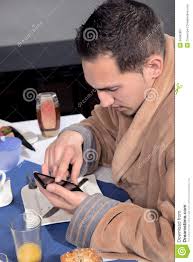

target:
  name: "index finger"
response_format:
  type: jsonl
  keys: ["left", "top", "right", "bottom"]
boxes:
{"left": 70, "top": 160, "right": 83, "bottom": 184}
{"left": 55, "top": 152, "right": 73, "bottom": 182}
{"left": 42, "top": 163, "right": 49, "bottom": 175}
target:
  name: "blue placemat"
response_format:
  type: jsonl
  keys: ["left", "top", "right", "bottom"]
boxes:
{"left": 0, "top": 160, "right": 135, "bottom": 262}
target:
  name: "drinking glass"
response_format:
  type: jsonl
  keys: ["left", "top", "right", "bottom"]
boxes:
{"left": 10, "top": 210, "right": 42, "bottom": 262}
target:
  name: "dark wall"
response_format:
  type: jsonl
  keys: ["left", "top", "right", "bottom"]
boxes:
{"left": 0, "top": 0, "right": 175, "bottom": 72}
{"left": 0, "top": 0, "right": 174, "bottom": 48}
{"left": 139, "top": 0, "right": 175, "bottom": 36}
{"left": 0, "top": 0, "right": 174, "bottom": 122}
{"left": 0, "top": 66, "right": 99, "bottom": 122}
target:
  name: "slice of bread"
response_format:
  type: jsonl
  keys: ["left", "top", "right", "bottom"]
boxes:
{"left": 60, "top": 248, "right": 102, "bottom": 262}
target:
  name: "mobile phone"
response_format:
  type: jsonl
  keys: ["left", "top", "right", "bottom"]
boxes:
{"left": 33, "top": 172, "right": 82, "bottom": 191}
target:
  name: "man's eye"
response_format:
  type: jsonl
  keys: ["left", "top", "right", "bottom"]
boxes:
{"left": 109, "top": 87, "right": 119, "bottom": 92}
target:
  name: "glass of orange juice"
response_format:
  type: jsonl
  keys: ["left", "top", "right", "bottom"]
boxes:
{"left": 10, "top": 210, "right": 42, "bottom": 262}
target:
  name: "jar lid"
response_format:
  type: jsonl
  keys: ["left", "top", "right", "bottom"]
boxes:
{"left": 0, "top": 137, "right": 21, "bottom": 151}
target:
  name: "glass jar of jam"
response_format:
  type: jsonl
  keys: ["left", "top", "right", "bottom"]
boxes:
{"left": 36, "top": 92, "right": 60, "bottom": 137}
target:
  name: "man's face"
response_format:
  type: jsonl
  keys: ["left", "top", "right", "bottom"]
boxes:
{"left": 82, "top": 54, "right": 163, "bottom": 116}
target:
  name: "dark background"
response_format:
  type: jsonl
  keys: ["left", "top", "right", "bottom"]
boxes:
{"left": 0, "top": 0, "right": 175, "bottom": 122}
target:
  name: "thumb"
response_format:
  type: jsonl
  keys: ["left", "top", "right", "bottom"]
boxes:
{"left": 46, "top": 183, "right": 75, "bottom": 202}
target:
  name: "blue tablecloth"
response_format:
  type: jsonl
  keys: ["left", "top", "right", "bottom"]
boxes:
{"left": 0, "top": 160, "right": 136, "bottom": 262}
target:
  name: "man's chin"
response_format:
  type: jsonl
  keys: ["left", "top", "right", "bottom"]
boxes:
{"left": 120, "top": 110, "right": 135, "bottom": 116}
{"left": 116, "top": 107, "right": 135, "bottom": 116}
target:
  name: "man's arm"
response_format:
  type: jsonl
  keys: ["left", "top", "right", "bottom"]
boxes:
{"left": 60, "top": 124, "right": 97, "bottom": 176}
{"left": 62, "top": 105, "right": 133, "bottom": 175}
{"left": 66, "top": 144, "right": 174, "bottom": 262}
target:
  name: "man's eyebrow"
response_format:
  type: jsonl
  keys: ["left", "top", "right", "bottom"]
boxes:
{"left": 96, "top": 85, "right": 120, "bottom": 91}
{"left": 84, "top": 79, "right": 120, "bottom": 91}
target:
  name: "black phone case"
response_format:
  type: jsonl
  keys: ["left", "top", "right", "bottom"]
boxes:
{"left": 33, "top": 172, "right": 82, "bottom": 191}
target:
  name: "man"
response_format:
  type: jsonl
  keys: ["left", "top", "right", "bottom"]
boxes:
{"left": 40, "top": 0, "right": 174, "bottom": 261}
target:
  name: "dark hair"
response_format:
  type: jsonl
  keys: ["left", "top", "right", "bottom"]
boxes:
{"left": 75, "top": 0, "right": 165, "bottom": 72}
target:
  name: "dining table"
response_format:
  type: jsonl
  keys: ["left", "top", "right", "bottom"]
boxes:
{"left": 0, "top": 114, "right": 136, "bottom": 262}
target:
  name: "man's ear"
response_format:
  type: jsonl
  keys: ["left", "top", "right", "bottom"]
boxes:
{"left": 144, "top": 55, "right": 164, "bottom": 80}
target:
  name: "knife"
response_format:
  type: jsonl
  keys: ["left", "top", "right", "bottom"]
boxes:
{"left": 42, "top": 206, "right": 60, "bottom": 218}
{"left": 9, "top": 126, "right": 36, "bottom": 151}
{"left": 42, "top": 178, "right": 89, "bottom": 218}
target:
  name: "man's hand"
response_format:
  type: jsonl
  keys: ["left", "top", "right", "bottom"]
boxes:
{"left": 43, "top": 130, "right": 84, "bottom": 184}
{"left": 39, "top": 183, "right": 88, "bottom": 214}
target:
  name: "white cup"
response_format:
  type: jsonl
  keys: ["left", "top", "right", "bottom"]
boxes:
{"left": 0, "top": 171, "right": 13, "bottom": 207}
{"left": 0, "top": 170, "right": 6, "bottom": 190}
{"left": 0, "top": 252, "right": 8, "bottom": 262}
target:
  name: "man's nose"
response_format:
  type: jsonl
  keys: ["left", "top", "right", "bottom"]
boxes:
{"left": 97, "top": 91, "right": 114, "bottom": 107}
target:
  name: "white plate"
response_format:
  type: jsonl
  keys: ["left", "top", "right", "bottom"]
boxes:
{"left": 21, "top": 174, "right": 102, "bottom": 226}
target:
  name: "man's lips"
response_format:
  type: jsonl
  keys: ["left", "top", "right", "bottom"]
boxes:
{"left": 113, "top": 106, "right": 133, "bottom": 113}
{"left": 113, "top": 105, "right": 124, "bottom": 111}
{"left": 117, "top": 107, "right": 125, "bottom": 111}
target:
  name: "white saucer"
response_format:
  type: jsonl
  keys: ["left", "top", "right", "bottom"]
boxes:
{"left": 0, "top": 180, "right": 13, "bottom": 207}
